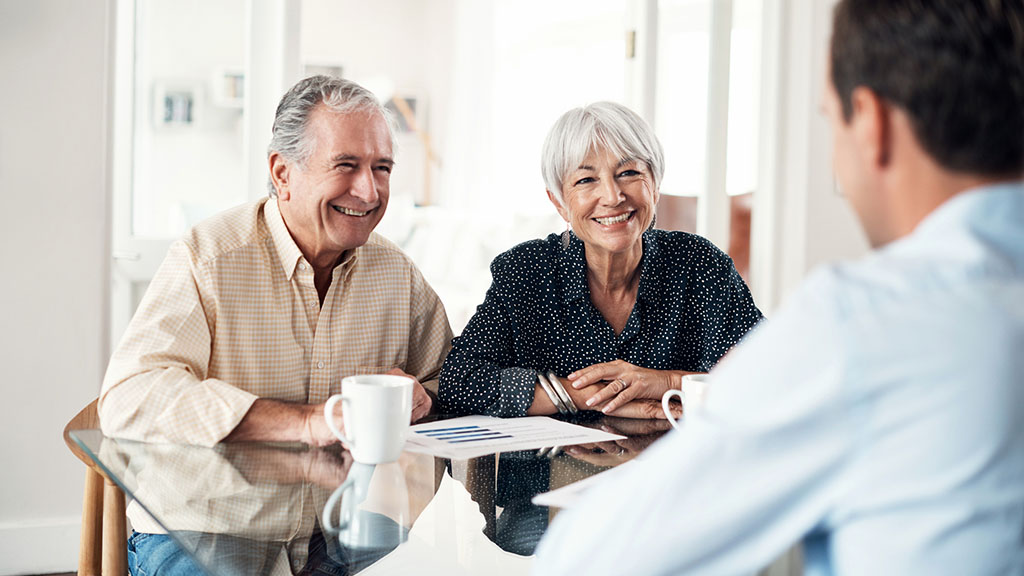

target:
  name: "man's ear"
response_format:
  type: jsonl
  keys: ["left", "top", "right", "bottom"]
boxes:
{"left": 546, "top": 189, "right": 569, "bottom": 222}
{"left": 850, "top": 86, "right": 892, "bottom": 170}
{"left": 269, "top": 152, "right": 291, "bottom": 200}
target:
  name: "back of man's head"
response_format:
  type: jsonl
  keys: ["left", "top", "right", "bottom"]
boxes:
{"left": 831, "top": 0, "right": 1024, "bottom": 177}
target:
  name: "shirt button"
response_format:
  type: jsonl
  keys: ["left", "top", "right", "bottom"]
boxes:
{"left": 298, "top": 263, "right": 307, "bottom": 271}
{"left": 317, "top": 361, "right": 324, "bottom": 369}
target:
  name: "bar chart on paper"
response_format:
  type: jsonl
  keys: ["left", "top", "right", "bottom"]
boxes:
{"left": 405, "top": 415, "right": 625, "bottom": 459}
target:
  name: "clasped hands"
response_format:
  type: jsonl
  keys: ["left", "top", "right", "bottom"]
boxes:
{"left": 560, "top": 359, "right": 690, "bottom": 419}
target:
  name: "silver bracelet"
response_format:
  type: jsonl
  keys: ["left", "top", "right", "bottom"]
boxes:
{"left": 547, "top": 371, "right": 578, "bottom": 415}
{"left": 536, "top": 371, "right": 567, "bottom": 414}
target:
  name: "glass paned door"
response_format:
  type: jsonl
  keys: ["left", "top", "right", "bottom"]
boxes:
{"left": 653, "top": 0, "right": 762, "bottom": 280}
{"left": 111, "top": 0, "right": 249, "bottom": 348}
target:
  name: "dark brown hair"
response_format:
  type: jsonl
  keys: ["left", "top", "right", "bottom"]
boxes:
{"left": 831, "top": 0, "right": 1024, "bottom": 175}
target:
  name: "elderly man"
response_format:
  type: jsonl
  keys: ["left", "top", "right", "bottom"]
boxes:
{"left": 537, "top": 1, "right": 1024, "bottom": 574}
{"left": 99, "top": 76, "right": 452, "bottom": 449}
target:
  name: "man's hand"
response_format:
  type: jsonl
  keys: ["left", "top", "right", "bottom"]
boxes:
{"left": 304, "top": 402, "right": 343, "bottom": 447}
{"left": 225, "top": 398, "right": 340, "bottom": 446}
{"left": 385, "top": 368, "right": 433, "bottom": 423}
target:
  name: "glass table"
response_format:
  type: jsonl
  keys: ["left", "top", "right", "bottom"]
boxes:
{"left": 71, "top": 414, "right": 673, "bottom": 575}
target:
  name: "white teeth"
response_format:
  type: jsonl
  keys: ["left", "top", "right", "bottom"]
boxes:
{"left": 334, "top": 206, "right": 369, "bottom": 216}
{"left": 595, "top": 213, "right": 631, "bottom": 225}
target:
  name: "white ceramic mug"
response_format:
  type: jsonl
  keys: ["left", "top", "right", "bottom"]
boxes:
{"left": 322, "top": 462, "right": 409, "bottom": 550}
{"left": 324, "top": 374, "right": 413, "bottom": 464}
{"left": 661, "top": 374, "right": 712, "bottom": 431}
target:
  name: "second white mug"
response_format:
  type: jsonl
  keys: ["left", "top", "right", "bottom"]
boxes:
{"left": 324, "top": 374, "right": 413, "bottom": 464}
{"left": 661, "top": 374, "right": 712, "bottom": 431}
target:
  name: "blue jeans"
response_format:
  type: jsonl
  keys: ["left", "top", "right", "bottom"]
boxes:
{"left": 127, "top": 520, "right": 403, "bottom": 576}
{"left": 127, "top": 531, "right": 203, "bottom": 576}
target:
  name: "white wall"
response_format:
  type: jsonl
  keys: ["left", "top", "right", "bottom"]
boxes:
{"left": 0, "top": 0, "right": 111, "bottom": 573}
{"left": 751, "top": 0, "right": 868, "bottom": 314}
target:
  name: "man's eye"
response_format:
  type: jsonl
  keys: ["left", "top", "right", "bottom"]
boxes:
{"left": 375, "top": 165, "right": 393, "bottom": 174}
{"left": 336, "top": 162, "right": 356, "bottom": 170}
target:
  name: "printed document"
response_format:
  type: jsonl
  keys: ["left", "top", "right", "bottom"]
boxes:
{"left": 405, "top": 415, "right": 625, "bottom": 459}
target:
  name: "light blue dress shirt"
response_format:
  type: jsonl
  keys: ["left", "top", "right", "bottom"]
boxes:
{"left": 534, "top": 181, "right": 1024, "bottom": 575}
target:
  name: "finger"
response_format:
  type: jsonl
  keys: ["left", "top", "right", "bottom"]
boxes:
{"left": 420, "top": 395, "right": 433, "bottom": 418}
{"left": 600, "top": 383, "right": 641, "bottom": 414}
{"left": 593, "top": 440, "right": 621, "bottom": 454}
{"left": 604, "top": 399, "right": 663, "bottom": 420}
{"left": 411, "top": 395, "right": 432, "bottom": 422}
{"left": 584, "top": 378, "right": 630, "bottom": 408}
{"left": 601, "top": 418, "right": 672, "bottom": 435}
{"left": 564, "top": 449, "right": 618, "bottom": 467}
{"left": 568, "top": 361, "right": 621, "bottom": 389}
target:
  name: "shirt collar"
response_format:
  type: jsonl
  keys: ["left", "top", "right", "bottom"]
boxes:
{"left": 637, "top": 230, "right": 664, "bottom": 303}
{"left": 558, "top": 229, "right": 664, "bottom": 303}
{"left": 263, "top": 197, "right": 360, "bottom": 281}
{"left": 263, "top": 198, "right": 305, "bottom": 280}
{"left": 890, "top": 179, "right": 1024, "bottom": 256}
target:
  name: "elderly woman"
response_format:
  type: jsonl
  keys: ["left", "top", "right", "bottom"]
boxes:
{"left": 438, "top": 102, "right": 762, "bottom": 418}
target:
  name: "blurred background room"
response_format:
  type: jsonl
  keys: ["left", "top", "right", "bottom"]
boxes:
{"left": 0, "top": 0, "right": 867, "bottom": 573}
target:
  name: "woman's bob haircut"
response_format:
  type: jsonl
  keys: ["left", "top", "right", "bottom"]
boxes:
{"left": 541, "top": 101, "right": 665, "bottom": 205}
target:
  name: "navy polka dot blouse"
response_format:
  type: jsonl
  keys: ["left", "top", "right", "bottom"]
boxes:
{"left": 438, "top": 229, "right": 764, "bottom": 417}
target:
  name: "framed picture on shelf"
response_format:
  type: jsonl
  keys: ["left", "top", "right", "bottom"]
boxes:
{"left": 153, "top": 82, "right": 200, "bottom": 128}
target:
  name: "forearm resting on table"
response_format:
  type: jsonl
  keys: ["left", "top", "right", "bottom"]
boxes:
{"left": 224, "top": 399, "right": 322, "bottom": 444}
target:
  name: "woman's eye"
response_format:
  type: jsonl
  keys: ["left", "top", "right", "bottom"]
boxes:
{"left": 574, "top": 177, "right": 595, "bottom": 186}
{"left": 618, "top": 169, "right": 641, "bottom": 178}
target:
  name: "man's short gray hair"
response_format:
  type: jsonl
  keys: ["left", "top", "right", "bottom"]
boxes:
{"left": 541, "top": 101, "right": 665, "bottom": 205}
{"left": 266, "top": 75, "right": 397, "bottom": 197}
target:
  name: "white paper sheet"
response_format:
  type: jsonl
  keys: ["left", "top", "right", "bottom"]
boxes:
{"left": 404, "top": 415, "right": 625, "bottom": 459}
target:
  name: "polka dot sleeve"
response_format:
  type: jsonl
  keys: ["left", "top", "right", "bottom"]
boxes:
{"left": 438, "top": 253, "right": 539, "bottom": 417}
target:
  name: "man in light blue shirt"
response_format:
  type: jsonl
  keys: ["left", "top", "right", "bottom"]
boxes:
{"left": 535, "top": 1, "right": 1024, "bottom": 574}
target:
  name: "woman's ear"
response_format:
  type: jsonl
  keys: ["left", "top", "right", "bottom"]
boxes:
{"left": 547, "top": 189, "right": 570, "bottom": 222}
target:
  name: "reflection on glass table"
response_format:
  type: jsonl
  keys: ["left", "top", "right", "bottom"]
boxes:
{"left": 70, "top": 414, "right": 672, "bottom": 575}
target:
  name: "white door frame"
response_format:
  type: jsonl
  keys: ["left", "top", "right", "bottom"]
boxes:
{"left": 109, "top": 0, "right": 302, "bottom": 349}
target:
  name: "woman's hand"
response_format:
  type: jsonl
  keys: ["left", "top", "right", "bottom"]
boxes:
{"left": 567, "top": 360, "right": 693, "bottom": 414}
{"left": 562, "top": 381, "right": 681, "bottom": 420}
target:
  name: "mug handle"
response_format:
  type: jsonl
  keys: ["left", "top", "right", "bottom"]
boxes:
{"left": 322, "top": 477, "right": 355, "bottom": 533}
{"left": 661, "top": 389, "right": 686, "bottom": 431}
{"left": 324, "top": 394, "right": 353, "bottom": 446}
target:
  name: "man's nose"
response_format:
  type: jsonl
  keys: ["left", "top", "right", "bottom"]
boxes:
{"left": 350, "top": 166, "right": 379, "bottom": 204}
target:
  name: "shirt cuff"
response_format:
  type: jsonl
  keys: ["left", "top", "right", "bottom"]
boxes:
{"left": 157, "top": 379, "right": 260, "bottom": 446}
{"left": 496, "top": 367, "right": 538, "bottom": 417}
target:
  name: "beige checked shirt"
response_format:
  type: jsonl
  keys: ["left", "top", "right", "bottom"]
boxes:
{"left": 99, "top": 197, "right": 452, "bottom": 447}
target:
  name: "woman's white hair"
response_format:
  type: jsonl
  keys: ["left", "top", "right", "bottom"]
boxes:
{"left": 541, "top": 101, "right": 665, "bottom": 205}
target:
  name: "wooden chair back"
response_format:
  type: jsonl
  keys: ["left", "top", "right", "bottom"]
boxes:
{"left": 64, "top": 399, "right": 127, "bottom": 576}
